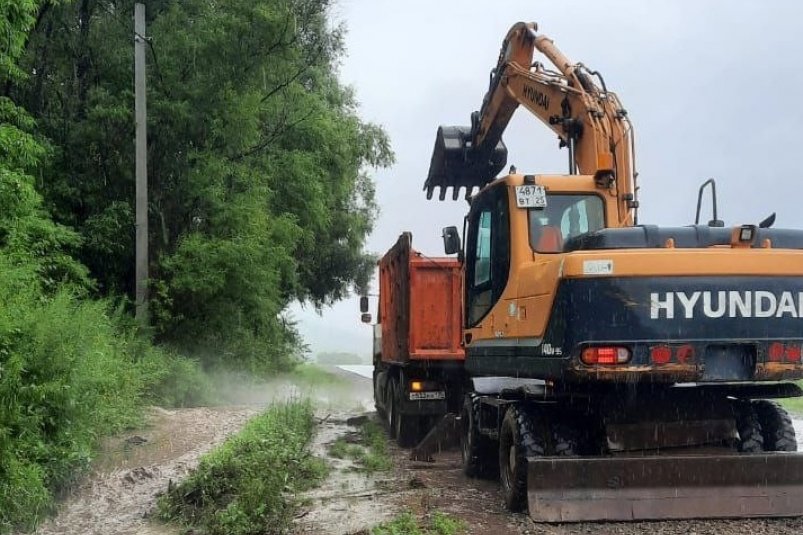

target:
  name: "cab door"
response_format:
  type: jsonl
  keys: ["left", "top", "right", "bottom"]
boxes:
{"left": 464, "top": 184, "right": 510, "bottom": 332}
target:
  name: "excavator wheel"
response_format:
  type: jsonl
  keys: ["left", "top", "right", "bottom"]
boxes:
{"left": 460, "top": 393, "right": 497, "bottom": 478}
{"left": 753, "top": 400, "right": 798, "bottom": 452}
{"left": 734, "top": 401, "right": 764, "bottom": 453}
{"left": 499, "top": 405, "right": 546, "bottom": 512}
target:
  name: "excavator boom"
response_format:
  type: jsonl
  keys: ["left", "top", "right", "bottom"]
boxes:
{"left": 425, "top": 22, "right": 636, "bottom": 225}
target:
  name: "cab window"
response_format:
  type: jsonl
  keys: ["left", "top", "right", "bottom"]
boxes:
{"left": 529, "top": 194, "right": 605, "bottom": 253}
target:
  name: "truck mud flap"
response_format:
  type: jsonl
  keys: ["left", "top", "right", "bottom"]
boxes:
{"left": 527, "top": 453, "right": 803, "bottom": 522}
{"left": 410, "top": 414, "right": 459, "bottom": 462}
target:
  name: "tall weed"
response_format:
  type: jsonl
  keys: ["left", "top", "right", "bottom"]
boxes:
{"left": 159, "top": 400, "right": 326, "bottom": 535}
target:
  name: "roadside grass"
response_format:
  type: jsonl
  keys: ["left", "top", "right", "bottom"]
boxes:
{"left": 372, "top": 511, "right": 466, "bottom": 535}
{"left": 158, "top": 400, "right": 327, "bottom": 535}
{"left": 780, "top": 383, "right": 803, "bottom": 416}
{"left": 328, "top": 420, "right": 392, "bottom": 473}
{"left": 286, "top": 362, "right": 347, "bottom": 387}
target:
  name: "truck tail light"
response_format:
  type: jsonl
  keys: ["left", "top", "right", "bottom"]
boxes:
{"left": 582, "top": 346, "right": 630, "bottom": 365}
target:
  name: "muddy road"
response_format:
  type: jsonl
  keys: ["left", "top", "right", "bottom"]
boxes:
{"left": 30, "top": 406, "right": 258, "bottom": 535}
{"left": 27, "top": 367, "right": 803, "bottom": 535}
{"left": 298, "top": 366, "right": 803, "bottom": 535}
{"left": 28, "top": 374, "right": 370, "bottom": 535}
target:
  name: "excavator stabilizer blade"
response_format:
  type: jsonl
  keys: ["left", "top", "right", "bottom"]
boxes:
{"left": 424, "top": 126, "right": 507, "bottom": 200}
{"left": 527, "top": 453, "right": 803, "bottom": 522}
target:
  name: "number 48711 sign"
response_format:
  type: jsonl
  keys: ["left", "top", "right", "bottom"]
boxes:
{"left": 515, "top": 185, "right": 547, "bottom": 209}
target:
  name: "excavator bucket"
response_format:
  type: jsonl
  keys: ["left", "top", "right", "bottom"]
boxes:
{"left": 527, "top": 453, "right": 803, "bottom": 522}
{"left": 424, "top": 126, "right": 508, "bottom": 201}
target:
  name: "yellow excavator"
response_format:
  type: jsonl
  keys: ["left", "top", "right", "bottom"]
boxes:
{"left": 420, "top": 21, "right": 803, "bottom": 522}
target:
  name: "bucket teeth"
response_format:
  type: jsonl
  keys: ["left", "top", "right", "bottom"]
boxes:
{"left": 423, "top": 125, "right": 508, "bottom": 200}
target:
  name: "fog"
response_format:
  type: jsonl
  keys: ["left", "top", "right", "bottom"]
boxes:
{"left": 292, "top": 1, "right": 803, "bottom": 354}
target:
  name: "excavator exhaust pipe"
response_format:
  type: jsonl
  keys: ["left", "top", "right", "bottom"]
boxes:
{"left": 424, "top": 125, "right": 508, "bottom": 201}
{"left": 527, "top": 453, "right": 803, "bottom": 522}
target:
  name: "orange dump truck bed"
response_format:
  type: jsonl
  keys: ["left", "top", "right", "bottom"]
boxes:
{"left": 378, "top": 233, "right": 464, "bottom": 364}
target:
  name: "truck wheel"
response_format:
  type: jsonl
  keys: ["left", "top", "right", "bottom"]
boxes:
{"left": 387, "top": 379, "right": 398, "bottom": 439}
{"left": 393, "top": 381, "right": 419, "bottom": 448}
{"left": 461, "top": 393, "right": 496, "bottom": 478}
{"left": 373, "top": 371, "right": 386, "bottom": 419}
{"left": 734, "top": 401, "right": 764, "bottom": 453}
{"left": 753, "top": 400, "right": 797, "bottom": 452}
{"left": 499, "top": 405, "right": 546, "bottom": 512}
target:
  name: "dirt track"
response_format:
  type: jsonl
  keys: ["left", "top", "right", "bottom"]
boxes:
{"left": 29, "top": 406, "right": 258, "bottom": 535}
{"left": 26, "top": 368, "right": 803, "bottom": 535}
{"left": 299, "top": 367, "right": 803, "bottom": 535}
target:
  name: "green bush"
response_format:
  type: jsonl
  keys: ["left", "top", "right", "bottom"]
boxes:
{"left": 0, "top": 264, "right": 142, "bottom": 531}
{"left": 0, "top": 256, "right": 218, "bottom": 532}
{"left": 133, "top": 343, "right": 218, "bottom": 408}
{"left": 159, "top": 400, "right": 327, "bottom": 535}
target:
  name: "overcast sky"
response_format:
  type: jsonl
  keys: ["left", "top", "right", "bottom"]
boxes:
{"left": 290, "top": 0, "right": 803, "bottom": 357}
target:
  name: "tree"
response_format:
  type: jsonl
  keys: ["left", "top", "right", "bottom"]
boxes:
{"left": 14, "top": 0, "right": 393, "bottom": 371}
{"left": 0, "top": 0, "right": 88, "bottom": 293}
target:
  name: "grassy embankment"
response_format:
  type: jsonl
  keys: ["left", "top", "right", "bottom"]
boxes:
{"left": 158, "top": 400, "right": 327, "bottom": 535}
{"left": 0, "top": 278, "right": 216, "bottom": 533}
{"left": 329, "top": 419, "right": 392, "bottom": 473}
{"left": 372, "top": 511, "right": 466, "bottom": 535}
{"left": 780, "top": 383, "right": 803, "bottom": 416}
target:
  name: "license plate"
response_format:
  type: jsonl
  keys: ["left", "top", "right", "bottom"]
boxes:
{"left": 515, "top": 185, "right": 547, "bottom": 208}
{"left": 409, "top": 391, "right": 446, "bottom": 401}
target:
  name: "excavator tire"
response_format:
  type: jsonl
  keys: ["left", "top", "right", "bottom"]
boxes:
{"left": 753, "top": 400, "right": 798, "bottom": 452}
{"left": 499, "top": 405, "right": 546, "bottom": 512}
{"left": 734, "top": 401, "right": 764, "bottom": 453}
{"left": 461, "top": 393, "right": 497, "bottom": 478}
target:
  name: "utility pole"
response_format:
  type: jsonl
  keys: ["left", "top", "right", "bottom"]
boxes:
{"left": 134, "top": 3, "right": 148, "bottom": 324}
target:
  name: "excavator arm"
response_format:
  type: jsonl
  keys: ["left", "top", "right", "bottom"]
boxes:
{"left": 425, "top": 22, "right": 636, "bottom": 225}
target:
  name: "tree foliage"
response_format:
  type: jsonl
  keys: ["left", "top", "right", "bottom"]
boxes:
{"left": 14, "top": 0, "right": 393, "bottom": 370}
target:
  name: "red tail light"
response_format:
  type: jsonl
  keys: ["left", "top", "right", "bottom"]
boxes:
{"left": 582, "top": 346, "right": 631, "bottom": 365}
{"left": 769, "top": 342, "right": 785, "bottom": 362}
{"left": 676, "top": 344, "right": 695, "bottom": 364}
{"left": 650, "top": 345, "right": 672, "bottom": 365}
{"left": 785, "top": 344, "right": 802, "bottom": 363}
{"left": 768, "top": 342, "right": 803, "bottom": 363}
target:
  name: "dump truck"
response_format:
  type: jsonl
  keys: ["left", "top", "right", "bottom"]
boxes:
{"left": 366, "top": 20, "right": 803, "bottom": 522}
{"left": 366, "top": 232, "right": 465, "bottom": 447}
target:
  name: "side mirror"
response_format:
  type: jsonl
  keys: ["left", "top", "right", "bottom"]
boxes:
{"left": 359, "top": 295, "right": 369, "bottom": 313}
{"left": 360, "top": 313, "right": 372, "bottom": 324}
{"left": 442, "top": 226, "right": 461, "bottom": 255}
